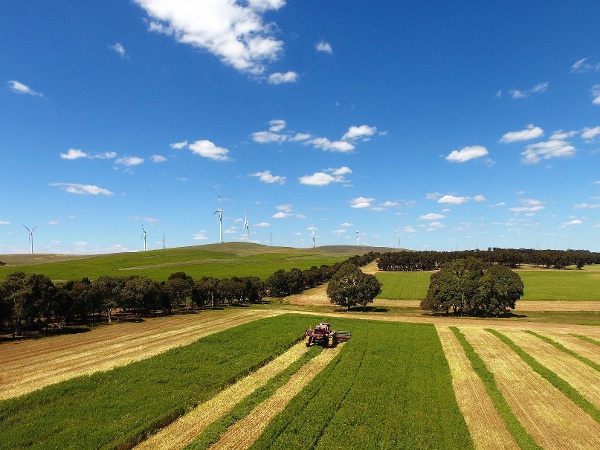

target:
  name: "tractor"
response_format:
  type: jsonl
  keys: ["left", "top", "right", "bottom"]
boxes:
{"left": 304, "top": 322, "right": 352, "bottom": 347}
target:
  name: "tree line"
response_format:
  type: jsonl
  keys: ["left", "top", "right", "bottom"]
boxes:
{"left": 378, "top": 248, "right": 600, "bottom": 272}
{"left": 0, "top": 252, "right": 380, "bottom": 338}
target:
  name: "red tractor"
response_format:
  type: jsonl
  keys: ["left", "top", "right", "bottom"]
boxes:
{"left": 304, "top": 322, "right": 351, "bottom": 347}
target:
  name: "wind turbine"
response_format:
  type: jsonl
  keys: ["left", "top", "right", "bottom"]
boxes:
{"left": 213, "top": 196, "right": 223, "bottom": 243}
{"left": 243, "top": 213, "right": 249, "bottom": 242}
{"left": 141, "top": 224, "right": 147, "bottom": 251}
{"left": 311, "top": 230, "right": 315, "bottom": 248}
{"left": 23, "top": 225, "right": 36, "bottom": 254}
{"left": 356, "top": 230, "right": 359, "bottom": 246}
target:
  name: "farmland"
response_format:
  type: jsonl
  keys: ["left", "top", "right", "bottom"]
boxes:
{"left": 1, "top": 245, "right": 599, "bottom": 449}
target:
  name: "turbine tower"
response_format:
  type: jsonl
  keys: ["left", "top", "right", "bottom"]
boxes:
{"left": 213, "top": 196, "right": 223, "bottom": 243}
{"left": 23, "top": 225, "right": 36, "bottom": 254}
{"left": 356, "top": 230, "right": 359, "bottom": 246}
{"left": 243, "top": 213, "right": 249, "bottom": 242}
{"left": 141, "top": 224, "right": 147, "bottom": 251}
{"left": 311, "top": 230, "right": 315, "bottom": 248}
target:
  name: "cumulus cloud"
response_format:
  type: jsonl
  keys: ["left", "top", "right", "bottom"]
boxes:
{"left": 60, "top": 149, "right": 117, "bottom": 160}
{"left": 307, "top": 137, "right": 355, "bottom": 152}
{"left": 268, "top": 119, "right": 286, "bottom": 132}
{"left": 520, "top": 139, "right": 576, "bottom": 164}
{"left": 316, "top": 41, "right": 333, "bottom": 54}
{"left": 500, "top": 124, "right": 544, "bottom": 143}
{"left": 272, "top": 204, "right": 304, "bottom": 219}
{"left": 188, "top": 140, "right": 231, "bottom": 161}
{"left": 509, "top": 199, "right": 545, "bottom": 213}
{"left": 445, "top": 145, "right": 489, "bottom": 163}
{"left": 110, "top": 42, "right": 128, "bottom": 58}
{"left": 342, "top": 125, "right": 377, "bottom": 141}
{"left": 151, "top": 154, "right": 167, "bottom": 162}
{"left": 170, "top": 141, "right": 188, "bottom": 150}
{"left": 251, "top": 170, "right": 286, "bottom": 184}
{"left": 8, "top": 80, "right": 43, "bottom": 96}
{"left": 252, "top": 131, "right": 286, "bottom": 143}
{"left": 437, "top": 195, "right": 486, "bottom": 205}
{"left": 581, "top": 126, "right": 600, "bottom": 141}
{"left": 51, "top": 183, "right": 114, "bottom": 196}
{"left": 506, "top": 82, "right": 549, "bottom": 99}
{"left": 573, "top": 203, "right": 600, "bottom": 209}
{"left": 268, "top": 71, "right": 298, "bottom": 84}
{"left": 193, "top": 230, "right": 208, "bottom": 241}
{"left": 115, "top": 156, "right": 144, "bottom": 167}
{"left": 419, "top": 213, "right": 446, "bottom": 220}
{"left": 135, "top": 0, "right": 286, "bottom": 75}
{"left": 299, "top": 166, "right": 352, "bottom": 186}
{"left": 560, "top": 219, "right": 583, "bottom": 228}
{"left": 349, "top": 197, "right": 375, "bottom": 209}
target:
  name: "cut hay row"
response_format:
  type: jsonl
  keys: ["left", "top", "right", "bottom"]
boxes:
{"left": 464, "top": 328, "right": 600, "bottom": 449}
{"left": 0, "top": 310, "right": 278, "bottom": 400}
{"left": 526, "top": 331, "right": 600, "bottom": 372}
{"left": 209, "top": 345, "right": 343, "bottom": 450}
{"left": 135, "top": 342, "right": 310, "bottom": 450}
{"left": 499, "top": 330, "right": 600, "bottom": 410}
{"left": 544, "top": 332, "right": 600, "bottom": 362}
{"left": 436, "top": 327, "right": 518, "bottom": 450}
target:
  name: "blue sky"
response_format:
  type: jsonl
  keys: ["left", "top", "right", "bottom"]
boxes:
{"left": 1, "top": 1, "right": 600, "bottom": 254}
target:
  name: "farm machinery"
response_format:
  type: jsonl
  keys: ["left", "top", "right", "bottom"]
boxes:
{"left": 304, "top": 322, "right": 352, "bottom": 347}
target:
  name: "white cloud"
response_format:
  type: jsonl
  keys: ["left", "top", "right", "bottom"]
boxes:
{"left": 135, "top": 0, "right": 286, "bottom": 75}
{"left": 427, "top": 221, "right": 445, "bottom": 231}
{"left": 445, "top": 145, "right": 489, "bottom": 163}
{"left": 507, "top": 82, "right": 549, "bottom": 99}
{"left": 170, "top": 141, "right": 188, "bottom": 149}
{"left": 509, "top": 89, "right": 527, "bottom": 99}
{"left": 500, "top": 124, "right": 544, "bottom": 143}
{"left": 251, "top": 170, "right": 286, "bottom": 184}
{"left": 299, "top": 166, "right": 352, "bottom": 186}
{"left": 130, "top": 215, "right": 160, "bottom": 223}
{"left": 350, "top": 197, "right": 375, "bottom": 209}
{"left": 255, "top": 222, "right": 270, "bottom": 227}
{"left": 110, "top": 42, "right": 128, "bottom": 58}
{"left": 573, "top": 203, "right": 600, "bottom": 209}
{"left": 272, "top": 204, "right": 303, "bottom": 219}
{"left": 340, "top": 222, "right": 353, "bottom": 227}
{"left": 51, "top": 183, "right": 114, "bottom": 196}
{"left": 290, "top": 132, "right": 311, "bottom": 141}
{"left": 268, "top": 119, "right": 286, "bottom": 132}
{"left": 188, "top": 140, "right": 230, "bottom": 161}
{"left": 560, "top": 219, "right": 583, "bottom": 228}
{"left": 193, "top": 231, "right": 208, "bottom": 241}
{"left": 521, "top": 139, "right": 576, "bottom": 164}
{"left": 115, "top": 156, "right": 144, "bottom": 166}
{"left": 272, "top": 212, "right": 287, "bottom": 219}
{"left": 151, "top": 154, "right": 167, "bottom": 162}
{"left": 307, "top": 137, "right": 355, "bottom": 152}
{"left": 8, "top": 80, "right": 43, "bottom": 96}
{"left": 571, "top": 57, "right": 600, "bottom": 73}
{"left": 419, "top": 213, "right": 446, "bottom": 220}
{"left": 437, "top": 195, "right": 467, "bottom": 205}
{"left": 268, "top": 71, "right": 298, "bottom": 84}
{"left": 94, "top": 152, "right": 117, "bottom": 159}
{"left": 252, "top": 131, "right": 286, "bottom": 143}
{"left": 60, "top": 149, "right": 88, "bottom": 160}
{"left": 551, "top": 130, "right": 577, "bottom": 140}
{"left": 342, "top": 125, "right": 377, "bottom": 141}
{"left": 531, "top": 82, "right": 549, "bottom": 93}
{"left": 0, "top": 221, "right": 11, "bottom": 225}
{"left": 509, "top": 199, "right": 545, "bottom": 213}
{"left": 582, "top": 126, "right": 600, "bottom": 141}
{"left": 316, "top": 41, "right": 333, "bottom": 54}
{"left": 592, "top": 85, "right": 600, "bottom": 105}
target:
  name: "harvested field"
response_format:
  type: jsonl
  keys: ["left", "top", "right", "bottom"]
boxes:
{"left": 0, "top": 309, "right": 278, "bottom": 400}
{"left": 463, "top": 328, "right": 600, "bottom": 449}
{"left": 436, "top": 327, "right": 518, "bottom": 450}
{"left": 501, "top": 330, "right": 600, "bottom": 409}
{"left": 209, "top": 345, "right": 342, "bottom": 450}
{"left": 135, "top": 342, "right": 310, "bottom": 450}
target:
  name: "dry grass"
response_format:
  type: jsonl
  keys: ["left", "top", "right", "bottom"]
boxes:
{"left": 464, "top": 328, "right": 600, "bottom": 449}
{"left": 436, "top": 327, "right": 518, "bottom": 450}
{"left": 209, "top": 345, "right": 343, "bottom": 450}
{"left": 135, "top": 342, "right": 309, "bottom": 450}
{"left": 546, "top": 332, "right": 600, "bottom": 361}
{"left": 501, "top": 330, "right": 600, "bottom": 409}
{"left": 0, "top": 309, "right": 278, "bottom": 400}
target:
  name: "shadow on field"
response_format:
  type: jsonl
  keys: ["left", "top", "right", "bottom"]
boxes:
{"left": 420, "top": 312, "right": 528, "bottom": 319}
{"left": 0, "top": 326, "right": 92, "bottom": 343}
{"left": 336, "top": 306, "right": 390, "bottom": 313}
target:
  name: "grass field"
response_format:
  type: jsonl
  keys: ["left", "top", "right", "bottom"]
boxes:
{"left": 0, "top": 243, "right": 360, "bottom": 282}
{"left": 376, "top": 265, "right": 600, "bottom": 301}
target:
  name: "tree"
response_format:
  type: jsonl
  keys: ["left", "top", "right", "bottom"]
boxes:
{"left": 326, "top": 264, "right": 382, "bottom": 311}
{"left": 121, "top": 276, "right": 160, "bottom": 316}
{"left": 421, "top": 258, "right": 523, "bottom": 316}
{"left": 166, "top": 272, "right": 194, "bottom": 311}
{"left": 92, "top": 275, "right": 124, "bottom": 323}
{"left": 192, "top": 277, "right": 220, "bottom": 309}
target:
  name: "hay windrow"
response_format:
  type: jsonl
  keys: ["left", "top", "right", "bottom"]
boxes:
{"left": 134, "top": 342, "right": 309, "bottom": 450}
{"left": 209, "top": 345, "right": 342, "bottom": 450}
{"left": 464, "top": 328, "right": 600, "bottom": 450}
{"left": 437, "top": 326, "right": 518, "bottom": 450}
{"left": 0, "top": 310, "right": 278, "bottom": 400}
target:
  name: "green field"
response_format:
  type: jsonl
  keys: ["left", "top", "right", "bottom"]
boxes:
{"left": 0, "top": 316, "right": 472, "bottom": 450}
{"left": 376, "top": 266, "right": 600, "bottom": 301}
{"left": 0, "top": 243, "right": 358, "bottom": 282}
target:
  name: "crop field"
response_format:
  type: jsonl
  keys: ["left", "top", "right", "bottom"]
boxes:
{"left": 3, "top": 306, "right": 598, "bottom": 449}
{"left": 375, "top": 265, "right": 600, "bottom": 301}
{"left": 0, "top": 243, "right": 361, "bottom": 281}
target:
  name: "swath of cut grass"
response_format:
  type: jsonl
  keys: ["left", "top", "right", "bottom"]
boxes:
{"left": 525, "top": 330, "right": 600, "bottom": 373}
{"left": 0, "top": 314, "right": 313, "bottom": 450}
{"left": 572, "top": 333, "right": 600, "bottom": 346}
{"left": 467, "top": 328, "right": 600, "bottom": 449}
{"left": 437, "top": 327, "right": 518, "bottom": 450}
{"left": 488, "top": 329, "right": 600, "bottom": 423}
{"left": 252, "top": 320, "right": 473, "bottom": 450}
{"left": 449, "top": 327, "right": 540, "bottom": 450}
